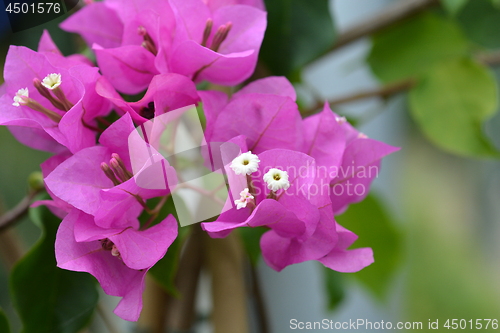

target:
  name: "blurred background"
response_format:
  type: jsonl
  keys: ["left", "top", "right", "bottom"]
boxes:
{"left": 1, "top": 0, "right": 500, "bottom": 332}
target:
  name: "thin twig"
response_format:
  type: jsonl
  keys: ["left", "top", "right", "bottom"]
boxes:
{"left": 303, "top": 50, "right": 500, "bottom": 116}
{"left": 0, "top": 189, "right": 43, "bottom": 231}
{"left": 302, "top": 80, "right": 414, "bottom": 116}
{"left": 309, "top": 0, "right": 440, "bottom": 65}
{"left": 96, "top": 302, "right": 120, "bottom": 333}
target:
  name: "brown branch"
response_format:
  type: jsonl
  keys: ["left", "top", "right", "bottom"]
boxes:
{"left": 311, "top": 0, "right": 440, "bottom": 64}
{"left": 302, "top": 79, "right": 414, "bottom": 116}
{"left": 303, "top": 50, "right": 500, "bottom": 116}
{"left": 0, "top": 189, "right": 43, "bottom": 232}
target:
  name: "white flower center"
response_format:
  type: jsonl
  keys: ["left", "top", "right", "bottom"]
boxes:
{"left": 12, "top": 88, "right": 29, "bottom": 107}
{"left": 234, "top": 188, "right": 254, "bottom": 210}
{"left": 263, "top": 168, "right": 290, "bottom": 192}
{"left": 230, "top": 151, "right": 260, "bottom": 175}
{"left": 358, "top": 132, "right": 368, "bottom": 139}
{"left": 42, "top": 73, "right": 62, "bottom": 90}
{"left": 335, "top": 116, "right": 346, "bottom": 124}
{"left": 111, "top": 244, "right": 120, "bottom": 257}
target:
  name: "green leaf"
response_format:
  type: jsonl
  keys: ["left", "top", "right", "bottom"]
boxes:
{"left": 147, "top": 196, "right": 190, "bottom": 295}
{"left": 457, "top": 0, "right": 500, "bottom": 49}
{"left": 237, "top": 227, "right": 267, "bottom": 266}
{"left": 260, "top": 0, "right": 336, "bottom": 77}
{"left": 323, "top": 267, "right": 344, "bottom": 311}
{"left": 409, "top": 58, "right": 500, "bottom": 157}
{"left": 368, "top": 13, "right": 470, "bottom": 83}
{"left": 0, "top": 308, "right": 10, "bottom": 333}
{"left": 9, "top": 205, "right": 98, "bottom": 333}
{"left": 440, "top": 0, "right": 469, "bottom": 15}
{"left": 335, "top": 194, "right": 402, "bottom": 298}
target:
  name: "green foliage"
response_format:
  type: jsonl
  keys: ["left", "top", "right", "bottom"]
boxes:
{"left": 9, "top": 205, "right": 98, "bottom": 333}
{"left": 368, "top": 12, "right": 470, "bottom": 83}
{"left": 440, "top": 0, "right": 469, "bottom": 15}
{"left": 409, "top": 58, "right": 499, "bottom": 157}
{"left": 335, "top": 194, "right": 401, "bottom": 299}
{"left": 323, "top": 267, "right": 344, "bottom": 311}
{"left": 0, "top": 308, "right": 10, "bottom": 333}
{"left": 260, "top": 0, "right": 335, "bottom": 77}
{"left": 457, "top": 0, "right": 500, "bottom": 49}
{"left": 238, "top": 227, "right": 267, "bottom": 266}
{"left": 196, "top": 102, "right": 207, "bottom": 132}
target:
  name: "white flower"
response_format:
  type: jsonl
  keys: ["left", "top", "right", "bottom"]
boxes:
{"left": 230, "top": 151, "right": 260, "bottom": 175}
{"left": 12, "top": 88, "right": 29, "bottom": 107}
{"left": 234, "top": 188, "right": 254, "bottom": 210}
{"left": 263, "top": 168, "right": 290, "bottom": 192}
{"left": 335, "top": 116, "right": 346, "bottom": 124}
{"left": 42, "top": 73, "right": 62, "bottom": 90}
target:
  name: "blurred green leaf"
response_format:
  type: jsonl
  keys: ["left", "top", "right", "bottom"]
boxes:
{"left": 440, "top": 0, "right": 469, "bottom": 15}
{"left": 197, "top": 102, "right": 207, "bottom": 132}
{"left": 457, "top": 0, "right": 500, "bottom": 49}
{"left": 409, "top": 58, "right": 499, "bottom": 157}
{"left": 335, "top": 194, "right": 401, "bottom": 298}
{"left": 323, "top": 267, "right": 344, "bottom": 311}
{"left": 0, "top": 307, "right": 10, "bottom": 333}
{"left": 148, "top": 196, "right": 189, "bottom": 296}
{"left": 368, "top": 13, "right": 470, "bottom": 83}
{"left": 9, "top": 205, "right": 98, "bottom": 333}
{"left": 238, "top": 227, "right": 267, "bottom": 266}
{"left": 491, "top": 0, "right": 500, "bottom": 8}
{"left": 260, "top": 0, "right": 335, "bottom": 77}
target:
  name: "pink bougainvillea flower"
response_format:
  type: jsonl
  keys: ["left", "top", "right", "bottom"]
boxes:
{"left": 302, "top": 102, "right": 399, "bottom": 215}
{"left": 168, "top": 0, "right": 267, "bottom": 85}
{"left": 56, "top": 208, "right": 178, "bottom": 321}
{"left": 204, "top": 76, "right": 302, "bottom": 154}
{"left": 45, "top": 113, "right": 177, "bottom": 229}
{"left": 0, "top": 43, "right": 111, "bottom": 153}
{"left": 96, "top": 73, "right": 200, "bottom": 125}
{"left": 325, "top": 110, "right": 400, "bottom": 215}
{"left": 201, "top": 135, "right": 373, "bottom": 272}
{"left": 202, "top": 145, "right": 347, "bottom": 270}
{"left": 302, "top": 102, "right": 345, "bottom": 181}
{"left": 61, "top": 0, "right": 176, "bottom": 94}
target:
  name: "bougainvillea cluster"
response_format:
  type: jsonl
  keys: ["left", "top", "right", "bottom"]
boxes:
{"left": 0, "top": 0, "right": 398, "bottom": 321}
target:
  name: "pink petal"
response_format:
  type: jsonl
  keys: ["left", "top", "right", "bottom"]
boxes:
{"left": 169, "top": 41, "right": 256, "bottom": 85}
{"left": 37, "top": 30, "right": 62, "bottom": 55}
{"left": 233, "top": 76, "right": 296, "bottom": 101}
{"left": 55, "top": 209, "right": 147, "bottom": 321}
{"left": 302, "top": 102, "right": 345, "bottom": 180}
{"left": 330, "top": 138, "right": 399, "bottom": 214}
{"left": 60, "top": 2, "right": 123, "bottom": 49}
{"left": 99, "top": 113, "right": 136, "bottom": 170}
{"left": 45, "top": 146, "right": 113, "bottom": 215}
{"left": 212, "top": 5, "right": 266, "bottom": 55}
{"left": 94, "top": 44, "right": 159, "bottom": 95}
{"left": 319, "top": 248, "right": 374, "bottom": 273}
{"left": 210, "top": 94, "right": 303, "bottom": 154}
{"left": 109, "top": 215, "right": 178, "bottom": 270}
